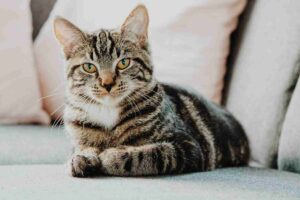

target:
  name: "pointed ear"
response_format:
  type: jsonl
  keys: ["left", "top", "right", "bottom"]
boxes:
{"left": 53, "top": 16, "right": 86, "bottom": 59}
{"left": 121, "top": 5, "right": 149, "bottom": 45}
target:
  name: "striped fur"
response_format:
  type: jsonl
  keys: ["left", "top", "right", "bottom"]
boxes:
{"left": 54, "top": 5, "right": 249, "bottom": 177}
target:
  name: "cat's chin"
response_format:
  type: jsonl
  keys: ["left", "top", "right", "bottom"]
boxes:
{"left": 94, "top": 95, "right": 123, "bottom": 106}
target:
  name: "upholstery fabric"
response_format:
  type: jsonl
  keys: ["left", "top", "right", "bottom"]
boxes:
{"left": 33, "top": 0, "right": 246, "bottom": 120}
{"left": 0, "top": 0, "right": 49, "bottom": 124}
{"left": 278, "top": 73, "right": 300, "bottom": 173}
{"left": 0, "top": 125, "right": 71, "bottom": 164}
{"left": 0, "top": 166, "right": 299, "bottom": 200}
{"left": 225, "top": 0, "right": 300, "bottom": 167}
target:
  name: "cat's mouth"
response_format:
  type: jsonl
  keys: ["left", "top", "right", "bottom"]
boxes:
{"left": 92, "top": 88, "right": 126, "bottom": 97}
{"left": 91, "top": 92, "right": 127, "bottom": 106}
{"left": 89, "top": 82, "right": 131, "bottom": 105}
{"left": 91, "top": 87, "right": 129, "bottom": 104}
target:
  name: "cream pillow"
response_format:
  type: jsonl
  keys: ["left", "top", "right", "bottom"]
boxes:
{"left": 34, "top": 0, "right": 246, "bottom": 120}
{"left": 0, "top": 0, "right": 49, "bottom": 124}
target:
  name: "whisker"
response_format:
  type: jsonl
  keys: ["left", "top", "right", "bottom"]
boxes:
{"left": 36, "top": 93, "right": 63, "bottom": 102}
{"left": 50, "top": 104, "right": 65, "bottom": 117}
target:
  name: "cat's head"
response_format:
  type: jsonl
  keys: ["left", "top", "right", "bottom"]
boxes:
{"left": 54, "top": 5, "right": 153, "bottom": 106}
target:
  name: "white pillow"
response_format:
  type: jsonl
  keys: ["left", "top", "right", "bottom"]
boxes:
{"left": 0, "top": 0, "right": 49, "bottom": 124}
{"left": 34, "top": 0, "right": 246, "bottom": 120}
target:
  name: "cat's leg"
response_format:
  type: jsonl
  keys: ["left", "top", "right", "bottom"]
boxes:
{"left": 68, "top": 146, "right": 102, "bottom": 177}
{"left": 70, "top": 137, "right": 202, "bottom": 177}
{"left": 98, "top": 140, "right": 202, "bottom": 176}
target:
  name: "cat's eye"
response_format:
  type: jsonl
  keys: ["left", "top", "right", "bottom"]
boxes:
{"left": 82, "top": 63, "right": 97, "bottom": 73}
{"left": 117, "top": 58, "right": 131, "bottom": 70}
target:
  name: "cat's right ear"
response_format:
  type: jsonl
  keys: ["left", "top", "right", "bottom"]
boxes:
{"left": 53, "top": 16, "right": 86, "bottom": 59}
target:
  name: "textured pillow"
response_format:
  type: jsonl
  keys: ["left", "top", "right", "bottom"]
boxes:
{"left": 0, "top": 0, "right": 49, "bottom": 124}
{"left": 34, "top": 0, "right": 246, "bottom": 120}
{"left": 225, "top": 0, "right": 300, "bottom": 168}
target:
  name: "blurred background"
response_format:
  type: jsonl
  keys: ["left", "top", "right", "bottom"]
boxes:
{"left": 1, "top": 1, "right": 300, "bottom": 199}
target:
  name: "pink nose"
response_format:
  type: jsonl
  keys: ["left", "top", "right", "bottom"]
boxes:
{"left": 99, "top": 71, "right": 116, "bottom": 92}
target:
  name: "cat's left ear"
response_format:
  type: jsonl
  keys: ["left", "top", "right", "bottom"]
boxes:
{"left": 121, "top": 5, "right": 149, "bottom": 46}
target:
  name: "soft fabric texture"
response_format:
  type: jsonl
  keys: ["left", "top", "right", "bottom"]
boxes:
{"left": 225, "top": 0, "right": 300, "bottom": 168}
{"left": 0, "top": 0, "right": 49, "bottom": 124}
{"left": 278, "top": 74, "right": 300, "bottom": 173}
{"left": 0, "top": 125, "right": 71, "bottom": 164}
{"left": 0, "top": 165, "right": 299, "bottom": 200}
{"left": 34, "top": 0, "right": 246, "bottom": 120}
{"left": 1, "top": 125, "right": 299, "bottom": 200}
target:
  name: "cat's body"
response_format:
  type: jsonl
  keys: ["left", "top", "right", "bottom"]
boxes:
{"left": 54, "top": 5, "right": 249, "bottom": 177}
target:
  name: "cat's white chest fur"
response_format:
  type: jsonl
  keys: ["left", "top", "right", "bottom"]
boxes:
{"left": 84, "top": 103, "right": 120, "bottom": 129}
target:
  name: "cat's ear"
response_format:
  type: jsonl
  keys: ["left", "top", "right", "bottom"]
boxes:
{"left": 121, "top": 5, "right": 149, "bottom": 45}
{"left": 53, "top": 16, "right": 86, "bottom": 59}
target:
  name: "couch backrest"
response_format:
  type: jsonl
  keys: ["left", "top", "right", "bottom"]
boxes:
{"left": 224, "top": 0, "right": 300, "bottom": 169}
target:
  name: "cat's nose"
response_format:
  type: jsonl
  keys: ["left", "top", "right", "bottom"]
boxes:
{"left": 99, "top": 71, "right": 116, "bottom": 92}
{"left": 102, "top": 83, "right": 113, "bottom": 92}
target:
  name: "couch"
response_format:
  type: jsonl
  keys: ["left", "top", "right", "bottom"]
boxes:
{"left": 1, "top": 0, "right": 300, "bottom": 199}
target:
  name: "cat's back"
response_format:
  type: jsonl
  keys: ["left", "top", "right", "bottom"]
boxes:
{"left": 160, "top": 83, "right": 250, "bottom": 167}
{"left": 160, "top": 82, "right": 233, "bottom": 133}
{"left": 161, "top": 82, "right": 225, "bottom": 119}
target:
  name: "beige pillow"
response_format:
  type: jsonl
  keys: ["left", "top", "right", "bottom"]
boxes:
{"left": 0, "top": 0, "right": 49, "bottom": 124}
{"left": 34, "top": 0, "right": 246, "bottom": 120}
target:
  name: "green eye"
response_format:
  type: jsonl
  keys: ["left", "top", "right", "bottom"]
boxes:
{"left": 82, "top": 63, "right": 97, "bottom": 73}
{"left": 117, "top": 58, "right": 131, "bottom": 70}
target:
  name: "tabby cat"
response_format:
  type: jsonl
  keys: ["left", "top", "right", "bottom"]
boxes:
{"left": 54, "top": 5, "right": 249, "bottom": 177}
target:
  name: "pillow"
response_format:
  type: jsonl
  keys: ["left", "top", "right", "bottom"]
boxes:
{"left": 278, "top": 75, "right": 300, "bottom": 173}
{"left": 34, "top": 0, "right": 246, "bottom": 120}
{"left": 0, "top": 0, "right": 49, "bottom": 124}
{"left": 225, "top": 0, "right": 300, "bottom": 167}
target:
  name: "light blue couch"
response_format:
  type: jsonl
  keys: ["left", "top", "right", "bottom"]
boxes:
{"left": 1, "top": 1, "right": 300, "bottom": 199}
{"left": 1, "top": 126, "right": 300, "bottom": 200}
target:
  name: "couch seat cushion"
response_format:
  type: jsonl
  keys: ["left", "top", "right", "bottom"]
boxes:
{"left": 0, "top": 125, "right": 71, "bottom": 164}
{"left": 0, "top": 166, "right": 299, "bottom": 200}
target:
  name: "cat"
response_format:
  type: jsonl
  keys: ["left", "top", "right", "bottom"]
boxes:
{"left": 53, "top": 5, "right": 249, "bottom": 177}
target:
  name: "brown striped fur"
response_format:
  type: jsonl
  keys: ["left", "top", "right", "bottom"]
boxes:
{"left": 54, "top": 5, "right": 249, "bottom": 177}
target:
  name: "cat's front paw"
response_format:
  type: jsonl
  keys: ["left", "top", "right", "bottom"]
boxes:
{"left": 99, "top": 147, "right": 132, "bottom": 175}
{"left": 69, "top": 155, "right": 102, "bottom": 177}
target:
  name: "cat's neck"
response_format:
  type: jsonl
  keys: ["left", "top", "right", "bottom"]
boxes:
{"left": 64, "top": 95, "right": 120, "bottom": 130}
{"left": 80, "top": 102, "right": 120, "bottom": 129}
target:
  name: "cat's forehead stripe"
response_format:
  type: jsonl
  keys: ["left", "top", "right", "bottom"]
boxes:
{"left": 89, "top": 30, "right": 119, "bottom": 61}
{"left": 98, "top": 30, "right": 107, "bottom": 54}
{"left": 91, "top": 35, "right": 100, "bottom": 60}
{"left": 108, "top": 32, "right": 115, "bottom": 56}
